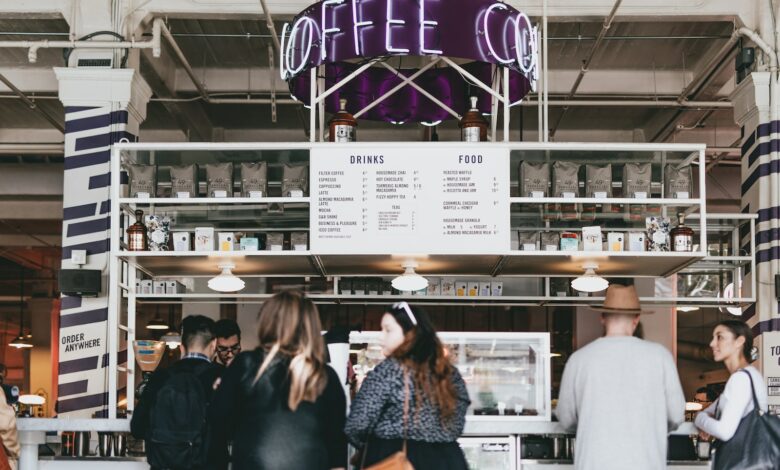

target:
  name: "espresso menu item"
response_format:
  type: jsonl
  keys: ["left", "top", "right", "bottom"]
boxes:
{"left": 519, "top": 162, "right": 549, "bottom": 197}
{"left": 240, "top": 162, "right": 268, "bottom": 197}
{"left": 128, "top": 164, "right": 157, "bottom": 198}
{"left": 282, "top": 164, "right": 309, "bottom": 197}
{"left": 170, "top": 164, "right": 198, "bottom": 198}
{"left": 206, "top": 163, "right": 234, "bottom": 197}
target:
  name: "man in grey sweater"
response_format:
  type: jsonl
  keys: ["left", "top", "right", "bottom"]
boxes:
{"left": 556, "top": 284, "right": 685, "bottom": 470}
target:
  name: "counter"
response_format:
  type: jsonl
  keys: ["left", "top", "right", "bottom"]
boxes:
{"left": 18, "top": 419, "right": 703, "bottom": 470}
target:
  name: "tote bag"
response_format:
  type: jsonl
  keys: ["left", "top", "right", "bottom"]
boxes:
{"left": 713, "top": 370, "right": 780, "bottom": 470}
{"left": 361, "top": 372, "right": 414, "bottom": 470}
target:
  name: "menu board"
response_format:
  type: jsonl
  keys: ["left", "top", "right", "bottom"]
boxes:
{"left": 311, "top": 146, "right": 509, "bottom": 254}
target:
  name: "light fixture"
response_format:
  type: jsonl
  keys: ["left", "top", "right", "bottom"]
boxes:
{"left": 570, "top": 262, "right": 609, "bottom": 293}
{"left": 10, "top": 266, "right": 32, "bottom": 349}
{"left": 391, "top": 260, "right": 428, "bottom": 292}
{"left": 208, "top": 262, "right": 245, "bottom": 293}
{"left": 719, "top": 282, "right": 743, "bottom": 316}
{"left": 18, "top": 394, "right": 45, "bottom": 406}
{"left": 685, "top": 402, "right": 704, "bottom": 412}
{"left": 161, "top": 332, "right": 182, "bottom": 349}
{"left": 677, "top": 306, "right": 700, "bottom": 312}
{"left": 146, "top": 317, "right": 169, "bottom": 330}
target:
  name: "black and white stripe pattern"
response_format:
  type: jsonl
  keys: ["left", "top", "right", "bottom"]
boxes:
{"left": 58, "top": 105, "right": 134, "bottom": 417}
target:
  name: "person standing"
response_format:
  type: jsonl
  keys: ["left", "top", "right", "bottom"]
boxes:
{"left": 214, "top": 319, "right": 242, "bottom": 367}
{"left": 0, "top": 364, "right": 19, "bottom": 470}
{"left": 210, "top": 291, "right": 347, "bottom": 470}
{"left": 556, "top": 284, "right": 685, "bottom": 470}
{"left": 131, "top": 315, "right": 227, "bottom": 470}
{"left": 694, "top": 320, "right": 768, "bottom": 442}
{"left": 345, "top": 302, "right": 471, "bottom": 469}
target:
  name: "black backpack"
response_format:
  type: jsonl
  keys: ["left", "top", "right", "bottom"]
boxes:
{"left": 147, "top": 364, "right": 211, "bottom": 469}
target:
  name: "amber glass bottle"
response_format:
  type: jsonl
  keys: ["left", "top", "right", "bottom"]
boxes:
{"left": 127, "top": 209, "right": 147, "bottom": 251}
{"left": 671, "top": 212, "right": 694, "bottom": 252}
{"left": 328, "top": 98, "right": 357, "bottom": 142}
{"left": 459, "top": 96, "right": 488, "bottom": 142}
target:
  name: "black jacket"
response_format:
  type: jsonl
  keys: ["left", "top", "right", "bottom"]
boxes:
{"left": 130, "top": 357, "right": 227, "bottom": 470}
{"left": 210, "top": 350, "right": 348, "bottom": 470}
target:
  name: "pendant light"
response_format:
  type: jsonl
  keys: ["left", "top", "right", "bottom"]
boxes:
{"left": 146, "top": 306, "right": 169, "bottom": 330}
{"left": 208, "top": 263, "right": 245, "bottom": 293}
{"left": 570, "top": 262, "right": 609, "bottom": 293}
{"left": 160, "top": 306, "right": 181, "bottom": 349}
{"left": 9, "top": 267, "right": 32, "bottom": 349}
{"left": 391, "top": 260, "right": 428, "bottom": 292}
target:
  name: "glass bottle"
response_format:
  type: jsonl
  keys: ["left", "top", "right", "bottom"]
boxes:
{"left": 671, "top": 212, "right": 694, "bottom": 252}
{"left": 328, "top": 98, "right": 357, "bottom": 142}
{"left": 127, "top": 210, "right": 147, "bottom": 251}
{"left": 459, "top": 96, "right": 488, "bottom": 142}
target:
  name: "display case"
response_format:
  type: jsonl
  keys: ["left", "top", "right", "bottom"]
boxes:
{"left": 349, "top": 332, "right": 552, "bottom": 421}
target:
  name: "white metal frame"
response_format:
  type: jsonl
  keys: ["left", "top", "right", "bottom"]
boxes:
{"left": 107, "top": 141, "right": 715, "bottom": 418}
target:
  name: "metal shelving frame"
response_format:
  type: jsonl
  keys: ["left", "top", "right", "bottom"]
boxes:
{"left": 106, "top": 141, "right": 721, "bottom": 418}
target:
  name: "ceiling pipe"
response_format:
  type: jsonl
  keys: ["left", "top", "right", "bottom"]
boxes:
{"left": 0, "top": 17, "right": 162, "bottom": 63}
{"left": 0, "top": 143, "right": 64, "bottom": 154}
{"left": 521, "top": 99, "right": 731, "bottom": 108}
{"left": 159, "top": 21, "right": 210, "bottom": 103}
{"left": 0, "top": 74, "right": 64, "bottom": 132}
{"left": 258, "top": 0, "right": 281, "bottom": 53}
{"left": 548, "top": 0, "right": 623, "bottom": 139}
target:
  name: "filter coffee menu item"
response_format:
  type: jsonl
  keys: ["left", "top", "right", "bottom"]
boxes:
{"left": 311, "top": 147, "right": 509, "bottom": 254}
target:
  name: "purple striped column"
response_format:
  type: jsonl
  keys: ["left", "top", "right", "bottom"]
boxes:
{"left": 55, "top": 68, "right": 151, "bottom": 418}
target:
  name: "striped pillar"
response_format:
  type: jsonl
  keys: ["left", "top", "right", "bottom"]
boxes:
{"left": 54, "top": 68, "right": 151, "bottom": 418}
{"left": 732, "top": 71, "right": 780, "bottom": 411}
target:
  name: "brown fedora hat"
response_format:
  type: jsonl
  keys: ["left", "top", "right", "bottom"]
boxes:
{"left": 590, "top": 284, "right": 649, "bottom": 314}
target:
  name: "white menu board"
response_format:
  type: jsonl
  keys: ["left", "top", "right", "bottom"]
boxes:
{"left": 311, "top": 146, "right": 510, "bottom": 254}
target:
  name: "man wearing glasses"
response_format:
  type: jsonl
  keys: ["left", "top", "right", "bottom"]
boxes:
{"left": 213, "top": 319, "right": 242, "bottom": 367}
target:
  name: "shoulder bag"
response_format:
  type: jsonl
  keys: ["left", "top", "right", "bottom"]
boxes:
{"left": 360, "top": 371, "right": 414, "bottom": 470}
{"left": 712, "top": 369, "right": 780, "bottom": 470}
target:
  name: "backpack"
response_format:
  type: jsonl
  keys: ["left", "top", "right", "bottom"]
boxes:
{"left": 147, "top": 364, "right": 211, "bottom": 469}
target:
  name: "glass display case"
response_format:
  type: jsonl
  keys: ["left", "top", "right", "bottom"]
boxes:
{"left": 349, "top": 332, "right": 551, "bottom": 421}
{"left": 459, "top": 436, "right": 518, "bottom": 470}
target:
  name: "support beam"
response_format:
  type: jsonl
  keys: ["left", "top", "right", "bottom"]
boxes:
{"left": 140, "top": 49, "right": 213, "bottom": 141}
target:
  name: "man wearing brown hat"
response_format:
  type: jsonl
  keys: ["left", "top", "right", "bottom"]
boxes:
{"left": 556, "top": 283, "right": 685, "bottom": 470}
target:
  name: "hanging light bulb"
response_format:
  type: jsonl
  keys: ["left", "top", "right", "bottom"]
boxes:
{"left": 571, "top": 262, "right": 609, "bottom": 293}
{"left": 677, "top": 306, "right": 700, "bottom": 312}
{"left": 146, "top": 317, "right": 169, "bottom": 330}
{"left": 208, "top": 263, "right": 245, "bottom": 293}
{"left": 160, "top": 332, "right": 182, "bottom": 349}
{"left": 9, "top": 266, "right": 32, "bottom": 349}
{"left": 391, "top": 260, "right": 428, "bottom": 292}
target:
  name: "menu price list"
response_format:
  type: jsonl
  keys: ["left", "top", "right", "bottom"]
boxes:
{"left": 311, "top": 148, "right": 509, "bottom": 254}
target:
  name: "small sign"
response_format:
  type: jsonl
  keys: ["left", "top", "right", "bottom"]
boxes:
{"left": 768, "top": 386, "right": 780, "bottom": 397}
{"left": 768, "top": 377, "right": 780, "bottom": 387}
{"left": 769, "top": 405, "right": 780, "bottom": 416}
{"left": 481, "top": 443, "right": 509, "bottom": 453}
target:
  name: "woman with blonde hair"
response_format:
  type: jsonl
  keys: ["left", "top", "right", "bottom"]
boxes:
{"left": 211, "top": 290, "right": 347, "bottom": 469}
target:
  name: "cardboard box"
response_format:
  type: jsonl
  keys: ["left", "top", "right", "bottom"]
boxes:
{"left": 140, "top": 280, "right": 153, "bottom": 295}
{"left": 153, "top": 280, "right": 166, "bottom": 295}
{"left": 629, "top": 232, "right": 646, "bottom": 252}
{"left": 608, "top": 232, "right": 624, "bottom": 252}
{"left": 479, "top": 282, "right": 492, "bottom": 297}
{"left": 426, "top": 278, "right": 441, "bottom": 296}
{"left": 491, "top": 281, "right": 503, "bottom": 296}
{"left": 456, "top": 281, "right": 468, "bottom": 297}
{"left": 194, "top": 227, "right": 215, "bottom": 252}
{"left": 468, "top": 282, "right": 479, "bottom": 297}
{"left": 240, "top": 237, "right": 259, "bottom": 251}
{"left": 442, "top": 280, "right": 456, "bottom": 296}
{"left": 173, "top": 232, "right": 190, "bottom": 252}
{"left": 218, "top": 232, "right": 236, "bottom": 251}
{"left": 165, "top": 281, "right": 185, "bottom": 294}
{"left": 560, "top": 233, "right": 579, "bottom": 251}
{"left": 582, "top": 226, "right": 602, "bottom": 251}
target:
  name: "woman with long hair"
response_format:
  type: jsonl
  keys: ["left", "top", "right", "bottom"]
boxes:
{"left": 210, "top": 291, "right": 347, "bottom": 470}
{"left": 694, "top": 320, "right": 768, "bottom": 442}
{"left": 345, "top": 302, "right": 470, "bottom": 469}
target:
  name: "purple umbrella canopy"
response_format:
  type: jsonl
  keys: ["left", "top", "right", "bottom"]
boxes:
{"left": 282, "top": 0, "right": 538, "bottom": 123}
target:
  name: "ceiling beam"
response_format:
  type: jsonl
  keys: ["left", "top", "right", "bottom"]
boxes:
{"left": 140, "top": 49, "right": 214, "bottom": 141}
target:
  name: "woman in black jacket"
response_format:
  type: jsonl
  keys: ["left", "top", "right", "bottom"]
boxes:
{"left": 345, "top": 302, "right": 470, "bottom": 469}
{"left": 210, "top": 291, "right": 347, "bottom": 470}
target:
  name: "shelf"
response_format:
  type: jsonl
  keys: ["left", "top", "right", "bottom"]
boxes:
{"left": 500, "top": 251, "right": 704, "bottom": 277}
{"left": 119, "top": 197, "right": 310, "bottom": 205}
{"left": 510, "top": 197, "right": 701, "bottom": 205}
{"left": 118, "top": 251, "right": 320, "bottom": 276}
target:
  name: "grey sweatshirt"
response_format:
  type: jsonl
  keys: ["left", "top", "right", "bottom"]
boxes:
{"left": 556, "top": 336, "right": 685, "bottom": 470}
